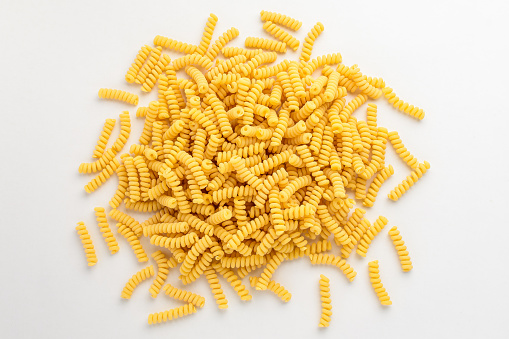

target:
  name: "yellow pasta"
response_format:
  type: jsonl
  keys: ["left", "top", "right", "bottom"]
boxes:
{"left": 262, "top": 21, "right": 300, "bottom": 51}
{"left": 163, "top": 283, "right": 205, "bottom": 308}
{"left": 245, "top": 37, "right": 287, "bottom": 53}
{"left": 388, "top": 161, "right": 430, "bottom": 201}
{"left": 300, "top": 22, "right": 324, "bottom": 62}
{"left": 148, "top": 304, "right": 197, "bottom": 325}
{"left": 319, "top": 274, "right": 332, "bottom": 327}
{"left": 260, "top": 10, "right": 302, "bottom": 31}
{"left": 94, "top": 207, "right": 119, "bottom": 254}
{"left": 98, "top": 88, "right": 138, "bottom": 105}
{"left": 368, "top": 260, "right": 392, "bottom": 305}
{"left": 76, "top": 222, "right": 97, "bottom": 266}
{"left": 79, "top": 11, "right": 431, "bottom": 329}
{"left": 356, "top": 216, "right": 389, "bottom": 257}
{"left": 121, "top": 265, "right": 154, "bottom": 299}
{"left": 388, "top": 226, "right": 413, "bottom": 272}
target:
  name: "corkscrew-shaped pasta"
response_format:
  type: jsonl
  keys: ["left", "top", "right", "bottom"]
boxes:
{"left": 204, "top": 267, "right": 228, "bottom": 309}
{"left": 92, "top": 118, "right": 115, "bottom": 158}
{"left": 388, "top": 226, "right": 413, "bottom": 272}
{"left": 153, "top": 35, "right": 197, "bottom": 54}
{"left": 350, "top": 66, "right": 383, "bottom": 99}
{"left": 94, "top": 207, "right": 119, "bottom": 254}
{"left": 121, "top": 265, "right": 154, "bottom": 299}
{"left": 279, "top": 175, "right": 313, "bottom": 202}
{"left": 109, "top": 164, "right": 128, "bottom": 208}
{"left": 303, "top": 53, "right": 342, "bottom": 76}
{"left": 220, "top": 254, "right": 267, "bottom": 268}
{"left": 263, "top": 21, "right": 300, "bottom": 51}
{"left": 98, "top": 88, "right": 138, "bottom": 105}
{"left": 117, "top": 223, "right": 148, "bottom": 262}
{"left": 341, "top": 218, "right": 370, "bottom": 259}
{"left": 125, "top": 45, "right": 151, "bottom": 83}
{"left": 356, "top": 216, "right": 389, "bottom": 257}
{"left": 382, "top": 87, "right": 425, "bottom": 120}
{"left": 309, "top": 254, "right": 357, "bottom": 281}
{"left": 268, "top": 186, "right": 286, "bottom": 236}
{"left": 171, "top": 53, "right": 213, "bottom": 71}
{"left": 221, "top": 47, "right": 263, "bottom": 58}
{"left": 150, "top": 232, "right": 198, "bottom": 249}
{"left": 245, "top": 37, "right": 287, "bottom": 53}
{"left": 227, "top": 214, "right": 270, "bottom": 249}
{"left": 149, "top": 251, "right": 170, "bottom": 298}
{"left": 206, "top": 27, "right": 240, "bottom": 61}
{"left": 143, "top": 222, "right": 189, "bottom": 237}
{"left": 213, "top": 263, "right": 252, "bottom": 301}
{"left": 368, "top": 260, "right": 392, "bottom": 305}
{"left": 163, "top": 283, "right": 205, "bottom": 308}
{"left": 363, "top": 165, "right": 394, "bottom": 207}
{"left": 109, "top": 209, "right": 142, "bottom": 237}
{"left": 255, "top": 252, "right": 287, "bottom": 290}
{"left": 388, "top": 161, "right": 430, "bottom": 201}
{"left": 300, "top": 22, "right": 324, "bottom": 62}
{"left": 249, "top": 277, "right": 291, "bottom": 302}
{"left": 339, "top": 93, "right": 368, "bottom": 123}
{"left": 185, "top": 66, "right": 208, "bottom": 94}
{"left": 288, "top": 61, "right": 305, "bottom": 98}
{"left": 84, "top": 157, "right": 120, "bottom": 193}
{"left": 205, "top": 209, "right": 233, "bottom": 225}
{"left": 296, "top": 145, "right": 329, "bottom": 187}
{"left": 207, "top": 55, "right": 247, "bottom": 81}
{"left": 196, "top": 13, "right": 219, "bottom": 55}
{"left": 318, "top": 274, "right": 332, "bottom": 327}
{"left": 76, "top": 222, "right": 97, "bottom": 266}
{"left": 180, "top": 235, "right": 214, "bottom": 275}
{"left": 260, "top": 10, "right": 302, "bottom": 31}
{"left": 388, "top": 131, "right": 419, "bottom": 169}
{"left": 147, "top": 304, "right": 197, "bottom": 325}
{"left": 316, "top": 204, "right": 351, "bottom": 246}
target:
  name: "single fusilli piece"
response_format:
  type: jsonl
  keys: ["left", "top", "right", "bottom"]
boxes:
{"left": 121, "top": 265, "right": 154, "bottom": 299}
{"left": 263, "top": 21, "right": 300, "bottom": 51}
{"left": 76, "top": 222, "right": 97, "bottom": 266}
{"left": 368, "top": 260, "right": 392, "bottom": 305}
{"left": 163, "top": 283, "right": 205, "bottom": 308}
{"left": 249, "top": 277, "right": 292, "bottom": 302}
{"left": 318, "top": 274, "right": 332, "bottom": 327}
{"left": 94, "top": 207, "right": 119, "bottom": 254}
{"left": 388, "top": 161, "right": 430, "bottom": 201}
{"left": 260, "top": 10, "right": 302, "bottom": 31}
{"left": 98, "top": 88, "right": 138, "bottom": 105}
{"left": 245, "top": 37, "right": 287, "bottom": 53}
{"left": 205, "top": 267, "right": 228, "bottom": 309}
{"left": 300, "top": 22, "right": 324, "bottom": 62}
{"left": 153, "top": 35, "right": 197, "bottom": 54}
{"left": 388, "top": 226, "right": 413, "bottom": 272}
{"left": 147, "top": 304, "right": 197, "bottom": 325}
{"left": 356, "top": 216, "right": 389, "bottom": 257}
{"left": 309, "top": 253, "right": 356, "bottom": 282}
{"left": 382, "top": 87, "right": 425, "bottom": 120}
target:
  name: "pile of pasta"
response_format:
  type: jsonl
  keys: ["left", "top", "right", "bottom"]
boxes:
{"left": 77, "top": 10, "right": 429, "bottom": 327}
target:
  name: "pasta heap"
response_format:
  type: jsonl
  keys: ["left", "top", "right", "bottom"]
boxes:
{"left": 76, "top": 10, "right": 427, "bottom": 327}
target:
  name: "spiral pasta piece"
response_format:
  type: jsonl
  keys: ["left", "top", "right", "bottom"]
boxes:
{"left": 262, "top": 21, "right": 300, "bottom": 51}
{"left": 147, "top": 304, "right": 197, "bottom": 325}
{"left": 143, "top": 222, "right": 189, "bottom": 237}
{"left": 303, "top": 53, "right": 342, "bottom": 76}
{"left": 363, "top": 165, "right": 394, "bottom": 207}
{"left": 213, "top": 263, "right": 252, "bottom": 301}
{"left": 125, "top": 45, "right": 152, "bottom": 83}
{"left": 255, "top": 252, "right": 287, "bottom": 290}
{"left": 153, "top": 35, "right": 197, "bottom": 54}
{"left": 356, "top": 216, "right": 389, "bottom": 257}
{"left": 185, "top": 66, "right": 208, "bottom": 94}
{"left": 205, "top": 267, "right": 228, "bottom": 309}
{"left": 260, "top": 10, "right": 302, "bottom": 31}
{"left": 388, "top": 131, "right": 419, "bottom": 169}
{"left": 92, "top": 119, "right": 116, "bottom": 158}
{"left": 309, "top": 254, "right": 357, "bottom": 282}
{"left": 109, "top": 209, "right": 142, "bottom": 237}
{"left": 117, "top": 223, "right": 148, "bottom": 262}
{"left": 382, "top": 87, "right": 425, "bottom": 120}
{"left": 368, "top": 260, "right": 392, "bottom": 305}
{"left": 221, "top": 47, "right": 263, "bottom": 59}
{"left": 149, "top": 251, "right": 170, "bottom": 297}
{"left": 84, "top": 157, "right": 120, "bottom": 193}
{"left": 76, "top": 222, "right": 97, "bottom": 266}
{"left": 206, "top": 27, "right": 240, "bottom": 61}
{"left": 339, "top": 93, "right": 368, "bottom": 123}
{"left": 98, "top": 88, "right": 138, "bottom": 105}
{"left": 121, "top": 265, "right": 154, "bottom": 299}
{"left": 245, "top": 37, "right": 287, "bottom": 53}
{"left": 388, "top": 226, "right": 413, "bottom": 272}
{"left": 109, "top": 164, "right": 128, "bottom": 208}
{"left": 163, "top": 283, "right": 205, "bottom": 308}
{"left": 350, "top": 66, "right": 382, "bottom": 99}
{"left": 196, "top": 13, "right": 219, "bottom": 55}
{"left": 318, "top": 274, "right": 332, "bottom": 327}
{"left": 300, "top": 22, "right": 324, "bottom": 62}
{"left": 94, "top": 207, "right": 119, "bottom": 254}
{"left": 388, "top": 161, "right": 430, "bottom": 201}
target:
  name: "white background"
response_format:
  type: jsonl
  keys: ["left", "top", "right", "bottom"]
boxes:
{"left": 1, "top": 0, "right": 508, "bottom": 338}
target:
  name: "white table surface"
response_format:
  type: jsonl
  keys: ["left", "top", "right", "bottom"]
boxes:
{"left": 1, "top": 0, "right": 508, "bottom": 338}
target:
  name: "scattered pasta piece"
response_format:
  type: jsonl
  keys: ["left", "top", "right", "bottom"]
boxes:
{"left": 388, "top": 161, "right": 430, "bottom": 201}
{"left": 368, "top": 260, "right": 392, "bottom": 305}
{"left": 76, "top": 222, "right": 97, "bottom": 266}
{"left": 94, "top": 207, "right": 119, "bottom": 254}
{"left": 388, "top": 227, "right": 413, "bottom": 272}
{"left": 318, "top": 274, "right": 332, "bottom": 327}
{"left": 121, "top": 265, "right": 154, "bottom": 299}
{"left": 98, "top": 88, "right": 139, "bottom": 105}
{"left": 148, "top": 304, "right": 196, "bottom": 325}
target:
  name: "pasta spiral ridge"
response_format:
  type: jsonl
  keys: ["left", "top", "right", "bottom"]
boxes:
{"left": 109, "top": 209, "right": 142, "bottom": 237}
{"left": 363, "top": 165, "right": 394, "bottom": 207}
{"left": 263, "top": 21, "right": 300, "bottom": 51}
{"left": 388, "top": 131, "right": 419, "bottom": 169}
{"left": 92, "top": 118, "right": 116, "bottom": 158}
{"left": 205, "top": 267, "right": 228, "bottom": 309}
{"left": 197, "top": 13, "right": 219, "bottom": 56}
{"left": 249, "top": 277, "right": 292, "bottom": 302}
{"left": 213, "top": 263, "right": 252, "bottom": 301}
{"left": 153, "top": 35, "right": 197, "bottom": 54}
{"left": 255, "top": 252, "right": 287, "bottom": 290}
{"left": 149, "top": 251, "right": 170, "bottom": 298}
{"left": 84, "top": 157, "right": 120, "bottom": 193}
{"left": 388, "top": 226, "right": 413, "bottom": 272}
{"left": 368, "top": 260, "right": 392, "bottom": 305}
{"left": 117, "top": 223, "right": 148, "bottom": 262}
{"left": 206, "top": 27, "right": 240, "bottom": 61}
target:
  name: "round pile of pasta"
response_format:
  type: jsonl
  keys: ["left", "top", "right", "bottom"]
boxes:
{"left": 77, "top": 10, "right": 429, "bottom": 327}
